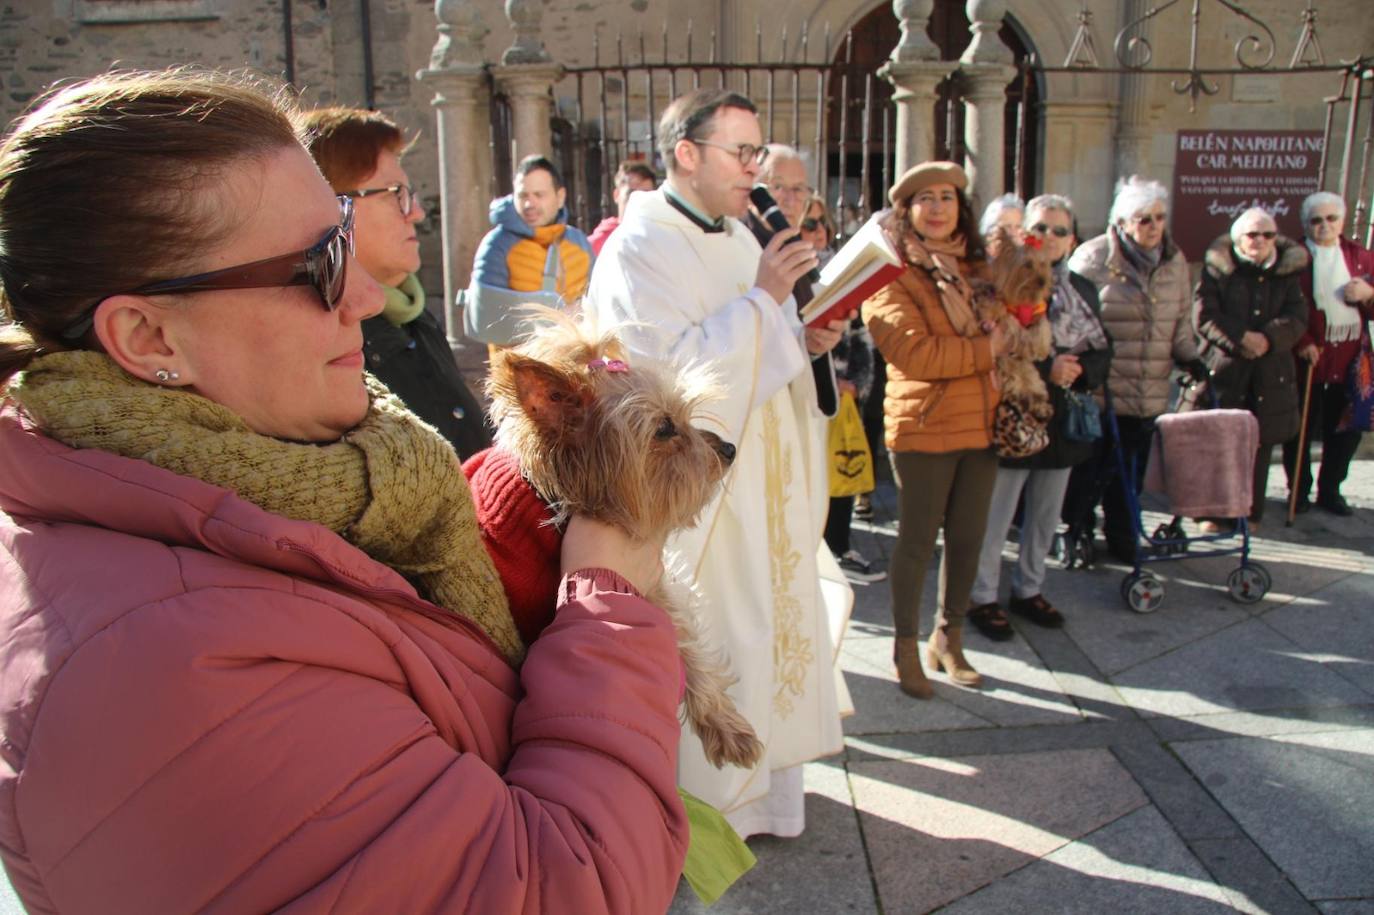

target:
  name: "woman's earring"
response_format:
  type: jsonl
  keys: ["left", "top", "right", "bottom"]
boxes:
{"left": 154, "top": 369, "right": 180, "bottom": 384}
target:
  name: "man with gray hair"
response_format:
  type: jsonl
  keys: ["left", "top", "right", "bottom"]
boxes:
{"left": 1068, "top": 175, "right": 1205, "bottom": 563}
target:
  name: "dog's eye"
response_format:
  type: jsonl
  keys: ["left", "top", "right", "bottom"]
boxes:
{"left": 655, "top": 416, "right": 677, "bottom": 440}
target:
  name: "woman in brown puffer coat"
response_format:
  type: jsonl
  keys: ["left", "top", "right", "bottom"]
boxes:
{"left": 862, "top": 161, "right": 1008, "bottom": 700}
{"left": 1192, "top": 207, "right": 1310, "bottom": 524}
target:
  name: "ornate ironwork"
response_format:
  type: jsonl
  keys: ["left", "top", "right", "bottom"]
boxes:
{"left": 1053, "top": 0, "right": 1340, "bottom": 111}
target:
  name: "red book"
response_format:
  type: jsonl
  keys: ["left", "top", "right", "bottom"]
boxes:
{"left": 801, "top": 214, "right": 905, "bottom": 327}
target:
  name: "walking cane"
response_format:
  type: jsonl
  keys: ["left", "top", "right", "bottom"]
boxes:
{"left": 1287, "top": 360, "right": 1317, "bottom": 526}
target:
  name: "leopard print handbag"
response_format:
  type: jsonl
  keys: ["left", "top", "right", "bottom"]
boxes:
{"left": 992, "top": 397, "right": 1051, "bottom": 459}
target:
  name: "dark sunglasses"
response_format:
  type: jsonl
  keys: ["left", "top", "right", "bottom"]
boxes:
{"left": 345, "top": 183, "right": 414, "bottom": 216}
{"left": 1243, "top": 230, "right": 1277, "bottom": 240}
{"left": 1132, "top": 213, "right": 1166, "bottom": 227}
{"left": 61, "top": 197, "right": 355, "bottom": 341}
{"left": 1310, "top": 213, "right": 1341, "bottom": 225}
{"left": 1031, "top": 223, "right": 1072, "bottom": 238}
{"left": 801, "top": 218, "right": 821, "bottom": 232}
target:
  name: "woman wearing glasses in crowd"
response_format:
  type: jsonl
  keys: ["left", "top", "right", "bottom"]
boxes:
{"left": 1190, "top": 207, "right": 1309, "bottom": 529}
{"left": 863, "top": 162, "right": 1008, "bottom": 699}
{"left": 0, "top": 70, "right": 686, "bottom": 913}
{"left": 303, "top": 107, "right": 490, "bottom": 460}
{"left": 1283, "top": 191, "right": 1374, "bottom": 517}
{"left": 1068, "top": 175, "right": 1205, "bottom": 563}
{"left": 969, "top": 194, "right": 1112, "bottom": 639}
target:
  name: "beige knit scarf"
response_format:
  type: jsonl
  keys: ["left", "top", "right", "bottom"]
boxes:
{"left": 9, "top": 350, "right": 524, "bottom": 666}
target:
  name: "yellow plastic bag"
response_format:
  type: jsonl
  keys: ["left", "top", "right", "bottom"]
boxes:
{"left": 828, "top": 392, "right": 874, "bottom": 498}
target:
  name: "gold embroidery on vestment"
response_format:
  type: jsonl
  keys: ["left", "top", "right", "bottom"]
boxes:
{"left": 763, "top": 401, "right": 812, "bottom": 717}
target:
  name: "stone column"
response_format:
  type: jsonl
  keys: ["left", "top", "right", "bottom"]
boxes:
{"left": 416, "top": 0, "right": 493, "bottom": 351}
{"left": 1114, "top": 0, "right": 1153, "bottom": 178}
{"left": 879, "top": 0, "right": 956, "bottom": 176}
{"left": 958, "top": 0, "right": 1016, "bottom": 209}
{"left": 493, "top": 63, "right": 564, "bottom": 162}
{"left": 493, "top": 0, "right": 562, "bottom": 163}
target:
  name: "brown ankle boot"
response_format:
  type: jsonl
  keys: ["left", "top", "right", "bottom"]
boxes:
{"left": 926, "top": 625, "right": 983, "bottom": 688}
{"left": 893, "top": 636, "right": 933, "bottom": 699}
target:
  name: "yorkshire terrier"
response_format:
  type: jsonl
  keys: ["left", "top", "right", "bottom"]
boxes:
{"left": 973, "top": 231, "right": 1055, "bottom": 426}
{"left": 465, "top": 307, "right": 765, "bottom": 769}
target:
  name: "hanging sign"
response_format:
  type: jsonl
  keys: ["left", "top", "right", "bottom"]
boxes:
{"left": 1171, "top": 129, "right": 1324, "bottom": 261}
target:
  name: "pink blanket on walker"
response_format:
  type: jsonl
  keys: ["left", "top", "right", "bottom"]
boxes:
{"left": 1143, "top": 409, "right": 1259, "bottom": 519}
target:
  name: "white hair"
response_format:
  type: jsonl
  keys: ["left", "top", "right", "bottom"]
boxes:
{"left": 1025, "top": 193, "right": 1075, "bottom": 225}
{"left": 1301, "top": 190, "right": 1346, "bottom": 226}
{"left": 1229, "top": 206, "right": 1276, "bottom": 244}
{"left": 761, "top": 143, "right": 806, "bottom": 178}
{"left": 979, "top": 193, "right": 1024, "bottom": 237}
{"left": 1108, "top": 175, "right": 1169, "bottom": 226}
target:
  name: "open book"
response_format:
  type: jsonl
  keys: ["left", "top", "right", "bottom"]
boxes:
{"left": 800, "top": 214, "right": 904, "bottom": 328}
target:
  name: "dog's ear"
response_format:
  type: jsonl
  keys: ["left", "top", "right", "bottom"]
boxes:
{"left": 507, "top": 355, "right": 591, "bottom": 437}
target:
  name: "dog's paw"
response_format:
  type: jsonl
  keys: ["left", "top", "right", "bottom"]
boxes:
{"left": 695, "top": 705, "right": 766, "bottom": 769}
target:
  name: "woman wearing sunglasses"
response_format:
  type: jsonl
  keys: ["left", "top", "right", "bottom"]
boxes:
{"left": 0, "top": 69, "right": 686, "bottom": 913}
{"left": 1068, "top": 175, "right": 1204, "bottom": 563}
{"left": 1282, "top": 191, "right": 1374, "bottom": 516}
{"left": 1191, "top": 207, "right": 1309, "bottom": 528}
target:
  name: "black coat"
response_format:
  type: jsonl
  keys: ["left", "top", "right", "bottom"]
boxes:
{"left": 1002, "top": 271, "right": 1114, "bottom": 470}
{"left": 363, "top": 308, "right": 492, "bottom": 460}
{"left": 1193, "top": 235, "right": 1310, "bottom": 445}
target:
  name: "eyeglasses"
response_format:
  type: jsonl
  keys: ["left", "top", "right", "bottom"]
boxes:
{"left": 345, "top": 183, "right": 415, "bottom": 216}
{"left": 1243, "top": 230, "right": 1277, "bottom": 240}
{"left": 692, "top": 138, "right": 769, "bottom": 167}
{"left": 60, "top": 197, "right": 355, "bottom": 341}
{"left": 1132, "top": 212, "right": 1166, "bottom": 227}
{"left": 1310, "top": 213, "right": 1342, "bottom": 226}
{"left": 801, "top": 218, "right": 821, "bottom": 232}
{"left": 768, "top": 181, "right": 813, "bottom": 198}
{"left": 1031, "top": 223, "right": 1072, "bottom": 238}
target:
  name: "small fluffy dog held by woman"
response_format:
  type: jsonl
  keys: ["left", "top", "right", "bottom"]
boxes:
{"left": 465, "top": 307, "right": 765, "bottom": 769}
{"left": 975, "top": 231, "right": 1056, "bottom": 457}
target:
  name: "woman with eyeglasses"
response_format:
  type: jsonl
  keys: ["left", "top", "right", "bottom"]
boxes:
{"left": 863, "top": 162, "right": 1007, "bottom": 699}
{"left": 0, "top": 69, "right": 687, "bottom": 913}
{"left": 1190, "top": 207, "right": 1309, "bottom": 529}
{"left": 969, "top": 194, "right": 1112, "bottom": 639}
{"left": 1282, "top": 191, "right": 1374, "bottom": 516}
{"left": 1068, "top": 175, "right": 1204, "bottom": 563}
{"left": 301, "top": 107, "right": 490, "bottom": 460}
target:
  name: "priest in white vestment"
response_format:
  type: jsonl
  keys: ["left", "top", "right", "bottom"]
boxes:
{"left": 588, "top": 88, "right": 852, "bottom": 838}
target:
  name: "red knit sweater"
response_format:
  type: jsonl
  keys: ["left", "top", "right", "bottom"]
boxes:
{"left": 462, "top": 447, "right": 563, "bottom": 645}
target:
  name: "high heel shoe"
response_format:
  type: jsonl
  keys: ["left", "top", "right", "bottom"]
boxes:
{"left": 926, "top": 625, "right": 983, "bottom": 688}
{"left": 893, "top": 636, "right": 933, "bottom": 699}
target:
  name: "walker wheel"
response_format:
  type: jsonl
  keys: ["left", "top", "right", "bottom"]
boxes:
{"left": 1226, "top": 562, "right": 1272, "bottom": 604}
{"left": 1121, "top": 572, "right": 1165, "bottom": 613}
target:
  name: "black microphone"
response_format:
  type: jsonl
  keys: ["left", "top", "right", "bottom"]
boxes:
{"left": 749, "top": 185, "right": 821, "bottom": 284}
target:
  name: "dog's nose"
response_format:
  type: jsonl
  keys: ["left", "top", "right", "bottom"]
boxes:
{"left": 716, "top": 440, "right": 736, "bottom": 463}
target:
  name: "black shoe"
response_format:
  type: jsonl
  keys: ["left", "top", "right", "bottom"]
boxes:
{"left": 1293, "top": 498, "right": 1311, "bottom": 514}
{"left": 1316, "top": 493, "right": 1354, "bottom": 516}
{"left": 1008, "top": 593, "right": 1065, "bottom": 629}
{"left": 967, "top": 602, "right": 1015, "bottom": 641}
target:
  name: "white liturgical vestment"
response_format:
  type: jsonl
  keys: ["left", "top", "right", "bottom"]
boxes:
{"left": 588, "top": 188, "right": 850, "bottom": 833}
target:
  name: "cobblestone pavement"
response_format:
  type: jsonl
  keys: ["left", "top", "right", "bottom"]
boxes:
{"left": 668, "top": 456, "right": 1374, "bottom": 915}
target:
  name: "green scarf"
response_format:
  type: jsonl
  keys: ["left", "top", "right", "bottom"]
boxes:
{"left": 382, "top": 273, "right": 428, "bottom": 327}
{"left": 9, "top": 351, "right": 524, "bottom": 665}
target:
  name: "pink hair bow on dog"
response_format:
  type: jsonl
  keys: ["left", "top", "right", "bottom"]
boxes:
{"left": 587, "top": 358, "right": 629, "bottom": 373}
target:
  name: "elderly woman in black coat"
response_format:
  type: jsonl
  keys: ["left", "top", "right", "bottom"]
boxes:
{"left": 1192, "top": 207, "right": 1310, "bottom": 527}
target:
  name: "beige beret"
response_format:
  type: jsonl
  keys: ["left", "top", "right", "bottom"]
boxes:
{"left": 888, "top": 161, "right": 969, "bottom": 205}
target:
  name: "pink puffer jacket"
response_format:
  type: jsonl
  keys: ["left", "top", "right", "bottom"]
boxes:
{"left": 0, "top": 402, "right": 687, "bottom": 914}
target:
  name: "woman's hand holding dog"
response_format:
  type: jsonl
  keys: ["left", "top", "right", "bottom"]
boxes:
{"left": 561, "top": 515, "right": 667, "bottom": 597}
{"left": 1050, "top": 353, "right": 1082, "bottom": 387}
